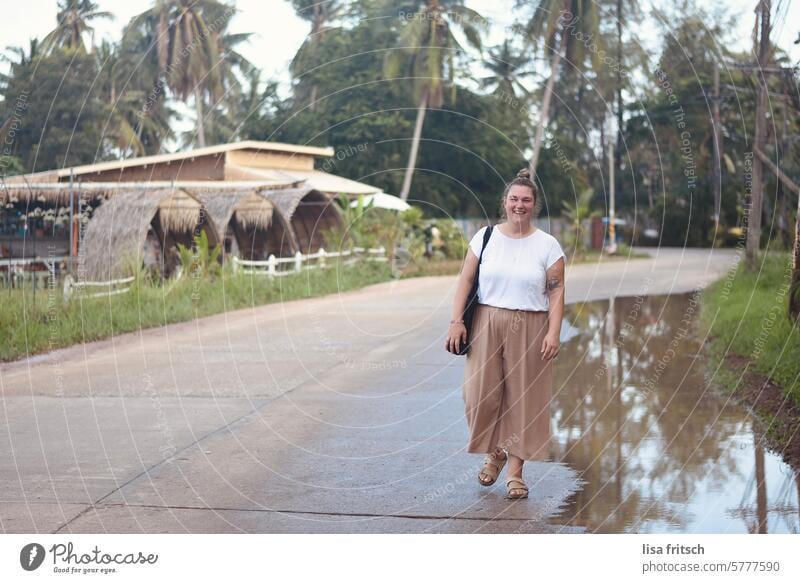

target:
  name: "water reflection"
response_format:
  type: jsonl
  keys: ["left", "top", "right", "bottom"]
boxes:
{"left": 548, "top": 292, "right": 800, "bottom": 533}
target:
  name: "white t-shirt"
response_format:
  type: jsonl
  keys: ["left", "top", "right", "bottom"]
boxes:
{"left": 468, "top": 225, "right": 565, "bottom": 312}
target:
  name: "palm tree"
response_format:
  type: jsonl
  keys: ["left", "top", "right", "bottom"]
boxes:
{"left": 1, "top": 39, "right": 42, "bottom": 82}
{"left": 41, "top": 0, "right": 113, "bottom": 54}
{"left": 95, "top": 40, "right": 146, "bottom": 156}
{"left": 561, "top": 188, "right": 596, "bottom": 258}
{"left": 116, "top": 20, "right": 176, "bottom": 153}
{"left": 385, "top": 0, "right": 487, "bottom": 201}
{"left": 195, "top": 0, "right": 255, "bottom": 90}
{"left": 94, "top": 39, "right": 176, "bottom": 156}
{"left": 479, "top": 39, "right": 533, "bottom": 98}
{"left": 128, "top": 0, "right": 228, "bottom": 147}
{"left": 517, "top": 0, "right": 601, "bottom": 178}
{"left": 180, "top": 69, "right": 262, "bottom": 147}
{"left": 603, "top": 0, "right": 643, "bottom": 224}
{"left": 290, "top": 0, "right": 345, "bottom": 111}
{"left": 0, "top": 40, "right": 42, "bottom": 144}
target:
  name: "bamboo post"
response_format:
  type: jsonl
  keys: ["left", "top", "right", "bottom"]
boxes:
{"left": 319, "top": 248, "right": 326, "bottom": 269}
{"left": 294, "top": 250, "right": 303, "bottom": 272}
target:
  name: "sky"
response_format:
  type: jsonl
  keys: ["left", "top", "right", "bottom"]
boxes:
{"left": 1, "top": 0, "right": 798, "bottom": 99}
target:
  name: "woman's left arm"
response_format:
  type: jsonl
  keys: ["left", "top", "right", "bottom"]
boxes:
{"left": 541, "top": 257, "right": 565, "bottom": 361}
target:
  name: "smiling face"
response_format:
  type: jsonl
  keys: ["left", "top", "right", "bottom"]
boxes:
{"left": 504, "top": 184, "right": 536, "bottom": 227}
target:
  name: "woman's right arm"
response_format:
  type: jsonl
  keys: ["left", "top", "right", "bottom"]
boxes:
{"left": 445, "top": 247, "right": 480, "bottom": 353}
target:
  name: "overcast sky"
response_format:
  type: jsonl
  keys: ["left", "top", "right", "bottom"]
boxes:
{"left": 1, "top": 0, "right": 797, "bottom": 97}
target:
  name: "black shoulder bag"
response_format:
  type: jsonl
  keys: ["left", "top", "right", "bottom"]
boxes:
{"left": 455, "top": 225, "right": 493, "bottom": 356}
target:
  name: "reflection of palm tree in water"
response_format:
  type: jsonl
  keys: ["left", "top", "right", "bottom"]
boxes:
{"left": 551, "top": 294, "right": 757, "bottom": 532}
{"left": 755, "top": 429, "right": 768, "bottom": 533}
{"left": 732, "top": 424, "right": 800, "bottom": 534}
{"left": 729, "top": 426, "right": 769, "bottom": 533}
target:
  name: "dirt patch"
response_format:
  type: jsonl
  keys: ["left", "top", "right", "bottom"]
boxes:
{"left": 713, "top": 350, "right": 800, "bottom": 469}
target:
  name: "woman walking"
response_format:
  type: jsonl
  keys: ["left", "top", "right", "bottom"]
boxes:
{"left": 445, "top": 169, "right": 566, "bottom": 499}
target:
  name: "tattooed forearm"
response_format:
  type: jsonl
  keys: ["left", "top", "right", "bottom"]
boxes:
{"left": 546, "top": 276, "right": 563, "bottom": 292}
{"left": 546, "top": 258, "right": 565, "bottom": 295}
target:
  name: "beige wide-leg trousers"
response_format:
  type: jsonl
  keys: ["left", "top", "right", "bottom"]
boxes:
{"left": 462, "top": 304, "right": 553, "bottom": 461}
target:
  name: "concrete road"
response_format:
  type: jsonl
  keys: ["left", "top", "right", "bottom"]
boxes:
{"left": 0, "top": 247, "right": 740, "bottom": 533}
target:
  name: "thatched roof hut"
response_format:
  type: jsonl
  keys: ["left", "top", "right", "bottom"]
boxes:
{"left": 261, "top": 186, "right": 344, "bottom": 254}
{"left": 0, "top": 181, "right": 111, "bottom": 206}
{"left": 190, "top": 189, "right": 297, "bottom": 260}
{"left": 81, "top": 188, "right": 220, "bottom": 280}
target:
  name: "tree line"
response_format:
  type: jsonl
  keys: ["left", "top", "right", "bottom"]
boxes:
{"left": 0, "top": 0, "right": 798, "bottom": 249}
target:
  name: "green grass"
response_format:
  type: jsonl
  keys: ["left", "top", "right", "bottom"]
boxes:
{"left": 0, "top": 245, "right": 666, "bottom": 363}
{"left": 699, "top": 252, "right": 800, "bottom": 405}
{"left": 0, "top": 260, "right": 392, "bottom": 362}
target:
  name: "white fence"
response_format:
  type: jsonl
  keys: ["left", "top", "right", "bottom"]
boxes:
{"left": 63, "top": 274, "right": 134, "bottom": 301}
{"left": 0, "top": 256, "right": 69, "bottom": 269}
{"left": 1, "top": 256, "right": 68, "bottom": 293}
{"left": 59, "top": 246, "right": 387, "bottom": 299}
{"left": 232, "top": 246, "right": 387, "bottom": 276}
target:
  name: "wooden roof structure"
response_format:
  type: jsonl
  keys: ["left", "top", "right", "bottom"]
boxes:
{"left": 3, "top": 140, "right": 382, "bottom": 198}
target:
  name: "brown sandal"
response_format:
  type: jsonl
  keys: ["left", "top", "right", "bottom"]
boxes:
{"left": 478, "top": 451, "right": 507, "bottom": 486}
{"left": 505, "top": 477, "right": 529, "bottom": 499}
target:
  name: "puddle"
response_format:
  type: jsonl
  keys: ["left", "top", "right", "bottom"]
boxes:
{"left": 548, "top": 292, "right": 800, "bottom": 533}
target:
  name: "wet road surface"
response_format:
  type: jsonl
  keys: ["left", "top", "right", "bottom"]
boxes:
{"left": 3, "top": 246, "right": 770, "bottom": 533}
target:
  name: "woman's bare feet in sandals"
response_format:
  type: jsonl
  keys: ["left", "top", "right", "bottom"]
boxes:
{"left": 505, "top": 453, "right": 528, "bottom": 498}
{"left": 478, "top": 449, "right": 507, "bottom": 486}
{"left": 505, "top": 475, "right": 528, "bottom": 499}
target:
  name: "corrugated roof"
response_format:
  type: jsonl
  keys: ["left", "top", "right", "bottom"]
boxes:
{"left": 228, "top": 165, "right": 381, "bottom": 196}
{"left": 6, "top": 141, "right": 335, "bottom": 181}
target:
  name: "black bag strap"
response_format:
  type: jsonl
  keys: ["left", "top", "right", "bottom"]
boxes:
{"left": 478, "top": 225, "right": 493, "bottom": 264}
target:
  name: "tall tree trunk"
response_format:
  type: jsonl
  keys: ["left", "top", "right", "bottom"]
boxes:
{"left": 529, "top": 31, "right": 566, "bottom": 177}
{"left": 615, "top": 0, "right": 624, "bottom": 210}
{"left": 600, "top": 119, "right": 606, "bottom": 166}
{"left": 712, "top": 61, "right": 722, "bottom": 225}
{"left": 747, "top": 0, "right": 771, "bottom": 269}
{"left": 791, "top": 190, "right": 800, "bottom": 321}
{"left": 399, "top": 89, "right": 428, "bottom": 201}
{"left": 309, "top": 84, "right": 318, "bottom": 112}
{"left": 194, "top": 85, "right": 207, "bottom": 148}
{"left": 309, "top": 6, "right": 324, "bottom": 112}
{"left": 753, "top": 145, "right": 800, "bottom": 321}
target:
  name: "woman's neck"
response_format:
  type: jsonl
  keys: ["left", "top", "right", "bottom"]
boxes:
{"left": 499, "top": 221, "right": 536, "bottom": 238}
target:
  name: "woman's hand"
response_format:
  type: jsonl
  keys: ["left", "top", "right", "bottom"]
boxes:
{"left": 541, "top": 330, "right": 560, "bottom": 361}
{"left": 445, "top": 321, "right": 468, "bottom": 353}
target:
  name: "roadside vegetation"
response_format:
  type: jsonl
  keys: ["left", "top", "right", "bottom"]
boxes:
{"left": 700, "top": 251, "right": 800, "bottom": 448}
{"left": 700, "top": 252, "right": 800, "bottom": 403}
{"left": 1, "top": 259, "right": 392, "bottom": 362}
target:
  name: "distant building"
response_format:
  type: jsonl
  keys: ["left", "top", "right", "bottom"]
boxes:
{"left": 1, "top": 141, "right": 382, "bottom": 278}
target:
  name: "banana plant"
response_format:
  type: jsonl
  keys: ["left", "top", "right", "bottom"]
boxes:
{"left": 177, "top": 230, "right": 222, "bottom": 279}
